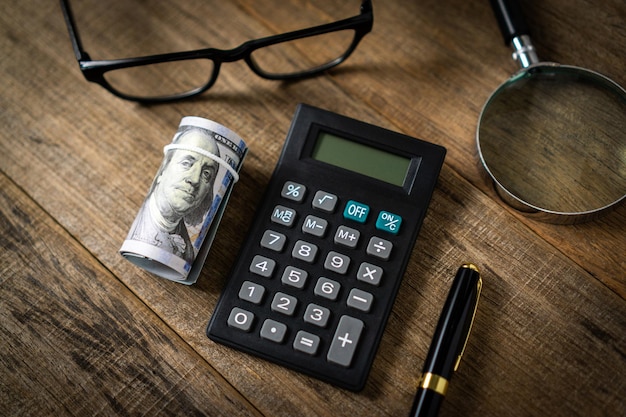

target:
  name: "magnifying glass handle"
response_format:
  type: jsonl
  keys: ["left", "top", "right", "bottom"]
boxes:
{"left": 489, "top": 0, "right": 539, "bottom": 68}
{"left": 489, "top": 0, "right": 529, "bottom": 44}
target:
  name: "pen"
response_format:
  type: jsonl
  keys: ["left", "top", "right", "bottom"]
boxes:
{"left": 409, "top": 263, "right": 482, "bottom": 417}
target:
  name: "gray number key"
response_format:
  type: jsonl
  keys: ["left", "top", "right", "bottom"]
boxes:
{"left": 227, "top": 307, "right": 255, "bottom": 332}
{"left": 292, "top": 240, "right": 318, "bottom": 263}
{"left": 314, "top": 277, "right": 341, "bottom": 301}
{"left": 281, "top": 266, "right": 308, "bottom": 289}
{"left": 249, "top": 255, "right": 276, "bottom": 277}
{"left": 324, "top": 251, "right": 350, "bottom": 275}
{"left": 260, "top": 230, "right": 287, "bottom": 252}
{"left": 238, "top": 281, "right": 265, "bottom": 304}
{"left": 271, "top": 292, "right": 298, "bottom": 316}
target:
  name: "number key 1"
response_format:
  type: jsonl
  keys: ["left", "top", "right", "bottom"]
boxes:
{"left": 238, "top": 281, "right": 265, "bottom": 304}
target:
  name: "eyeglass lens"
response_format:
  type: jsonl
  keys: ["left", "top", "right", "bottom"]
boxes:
{"left": 104, "top": 60, "right": 216, "bottom": 100}
{"left": 250, "top": 30, "right": 356, "bottom": 76}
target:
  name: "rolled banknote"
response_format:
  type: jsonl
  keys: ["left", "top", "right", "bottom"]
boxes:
{"left": 120, "top": 116, "right": 247, "bottom": 284}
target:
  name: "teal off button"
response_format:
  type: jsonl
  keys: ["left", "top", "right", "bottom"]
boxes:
{"left": 343, "top": 200, "right": 369, "bottom": 223}
{"left": 376, "top": 211, "right": 402, "bottom": 234}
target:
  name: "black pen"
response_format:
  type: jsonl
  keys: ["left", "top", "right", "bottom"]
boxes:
{"left": 409, "top": 263, "right": 482, "bottom": 417}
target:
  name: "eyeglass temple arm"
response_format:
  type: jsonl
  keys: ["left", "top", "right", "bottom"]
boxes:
{"left": 361, "top": 0, "right": 373, "bottom": 14}
{"left": 60, "top": 0, "right": 91, "bottom": 61}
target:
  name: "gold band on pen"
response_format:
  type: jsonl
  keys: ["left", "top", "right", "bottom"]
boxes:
{"left": 462, "top": 262, "right": 480, "bottom": 273}
{"left": 418, "top": 372, "right": 449, "bottom": 396}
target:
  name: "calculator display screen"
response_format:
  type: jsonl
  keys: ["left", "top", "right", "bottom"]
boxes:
{"left": 311, "top": 131, "right": 412, "bottom": 187}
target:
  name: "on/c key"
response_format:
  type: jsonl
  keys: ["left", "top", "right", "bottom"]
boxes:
{"left": 376, "top": 210, "right": 402, "bottom": 235}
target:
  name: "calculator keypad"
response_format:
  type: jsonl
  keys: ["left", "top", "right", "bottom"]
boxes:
{"left": 208, "top": 174, "right": 423, "bottom": 391}
{"left": 223, "top": 181, "right": 404, "bottom": 371}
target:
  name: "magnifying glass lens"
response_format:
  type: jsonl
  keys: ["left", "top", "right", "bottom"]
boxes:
{"left": 478, "top": 66, "right": 626, "bottom": 214}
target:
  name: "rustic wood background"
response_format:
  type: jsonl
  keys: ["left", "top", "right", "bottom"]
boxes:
{"left": 1, "top": 0, "right": 624, "bottom": 416}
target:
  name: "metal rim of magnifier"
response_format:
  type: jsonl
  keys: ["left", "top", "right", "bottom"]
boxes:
{"left": 477, "top": 62, "right": 626, "bottom": 224}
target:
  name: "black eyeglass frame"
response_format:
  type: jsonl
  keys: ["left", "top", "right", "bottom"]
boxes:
{"left": 60, "top": 0, "right": 373, "bottom": 103}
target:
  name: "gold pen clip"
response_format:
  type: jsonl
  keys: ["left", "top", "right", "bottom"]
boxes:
{"left": 454, "top": 264, "right": 482, "bottom": 372}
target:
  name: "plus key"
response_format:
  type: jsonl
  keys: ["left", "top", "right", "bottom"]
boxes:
{"left": 327, "top": 316, "right": 364, "bottom": 367}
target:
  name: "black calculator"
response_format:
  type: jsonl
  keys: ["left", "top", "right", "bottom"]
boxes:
{"left": 207, "top": 104, "right": 446, "bottom": 391}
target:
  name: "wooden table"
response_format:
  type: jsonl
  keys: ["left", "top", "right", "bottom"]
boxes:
{"left": 1, "top": 0, "right": 624, "bottom": 416}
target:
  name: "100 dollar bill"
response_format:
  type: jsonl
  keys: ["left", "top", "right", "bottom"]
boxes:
{"left": 120, "top": 116, "right": 247, "bottom": 284}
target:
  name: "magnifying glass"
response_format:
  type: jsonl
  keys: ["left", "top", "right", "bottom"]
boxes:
{"left": 477, "top": 0, "right": 626, "bottom": 224}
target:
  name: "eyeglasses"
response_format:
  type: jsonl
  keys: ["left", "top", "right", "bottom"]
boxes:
{"left": 60, "top": 0, "right": 373, "bottom": 103}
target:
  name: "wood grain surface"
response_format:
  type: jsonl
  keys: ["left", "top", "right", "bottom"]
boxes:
{"left": 1, "top": 0, "right": 624, "bottom": 416}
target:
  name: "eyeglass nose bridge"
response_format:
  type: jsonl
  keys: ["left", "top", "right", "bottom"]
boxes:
{"left": 164, "top": 43, "right": 269, "bottom": 85}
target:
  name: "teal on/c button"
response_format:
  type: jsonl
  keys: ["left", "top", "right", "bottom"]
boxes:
{"left": 376, "top": 211, "right": 402, "bottom": 235}
{"left": 343, "top": 200, "right": 370, "bottom": 223}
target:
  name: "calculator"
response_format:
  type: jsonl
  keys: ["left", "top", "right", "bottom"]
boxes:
{"left": 206, "top": 104, "right": 446, "bottom": 391}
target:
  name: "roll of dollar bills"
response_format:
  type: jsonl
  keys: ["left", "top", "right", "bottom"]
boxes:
{"left": 120, "top": 116, "right": 247, "bottom": 285}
